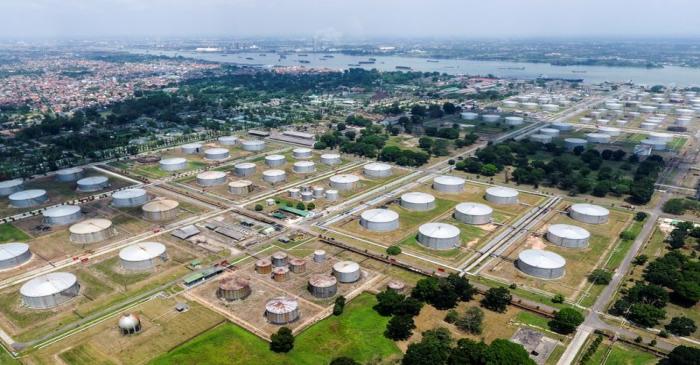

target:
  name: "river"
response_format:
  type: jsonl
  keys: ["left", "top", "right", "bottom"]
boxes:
{"left": 125, "top": 49, "right": 700, "bottom": 86}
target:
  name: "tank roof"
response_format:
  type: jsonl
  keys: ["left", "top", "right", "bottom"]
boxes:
{"left": 361, "top": 208, "right": 399, "bottom": 223}
{"left": 160, "top": 157, "right": 187, "bottom": 164}
{"left": 401, "top": 192, "right": 435, "bottom": 204}
{"left": 20, "top": 272, "right": 77, "bottom": 297}
{"left": 333, "top": 261, "right": 360, "bottom": 273}
{"left": 570, "top": 203, "right": 609, "bottom": 217}
{"left": 330, "top": 174, "right": 360, "bottom": 183}
{"left": 0, "top": 178, "right": 23, "bottom": 188}
{"left": 434, "top": 175, "right": 466, "bottom": 185}
{"left": 197, "top": 171, "right": 227, "bottom": 179}
{"left": 519, "top": 249, "right": 566, "bottom": 269}
{"left": 486, "top": 186, "right": 519, "bottom": 198}
{"left": 309, "top": 274, "right": 336, "bottom": 287}
{"left": 142, "top": 199, "right": 179, "bottom": 212}
{"left": 265, "top": 297, "right": 298, "bottom": 314}
{"left": 419, "top": 222, "right": 460, "bottom": 239}
{"left": 9, "top": 189, "right": 46, "bottom": 200}
{"left": 69, "top": 218, "right": 112, "bottom": 234}
{"left": 112, "top": 188, "right": 147, "bottom": 199}
{"left": 0, "top": 243, "right": 29, "bottom": 261}
{"left": 119, "top": 242, "right": 166, "bottom": 262}
{"left": 43, "top": 205, "right": 80, "bottom": 218}
{"left": 548, "top": 224, "right": 590, "bottom": 240}
{"left": 455, "top": 202, "right": 493, "bottom": 215}
{"left": 77, "top": 175, "right": 108, "bottom": 185}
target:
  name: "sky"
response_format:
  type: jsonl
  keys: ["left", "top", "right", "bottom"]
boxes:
{"left": 2, "top": 0, "right": 700, "bottom": 39}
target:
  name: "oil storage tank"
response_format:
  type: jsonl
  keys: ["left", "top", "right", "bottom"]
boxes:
{"left": 0, "top": 179, "right": 24, "bottom": 197}
{"left": 333, "top": 261, "right": 361, "bottom": 283}
{"left": 197, "top": 171, "right": 227, "bottom": 186}
{"left": 539, "top": 128, "right": 560, "bottom": 137}
{"left": 263, "top": 169, "right": 287, "bottom": 184}
{"left": 160, "top": 157, "right": 187, "bottom": 171}
{"left": 505, "top": 116, "right": 524, "bottom": 126}
{"left": 76, "top": 176, "right": 109, "bottom": 192}
{"left": 42, "top": 205, "right": 82, "bottom": 225}
{"left": 530, "top": 134, "right": 552, "bottom": 144}
{"left": 0, "top": 242, "right": 31, "bottom": 270}
{"left": 482, "top": 114, "right": 501, "bottom": 123}
{"left": 517, "top": 249, "right": 566, "bottom": 279}
{"left": 325, "top": 190, "right": 338, "bottom": 201}
{"left": 228, "top": 180, "right": 253, "bottom": 195}
{"left": 119, "top": 242, "right": 168, "bottom": 271}
{"left": 111, "top": 188, "right": 149, "bottom": 207}
{"left": 234, "top": 162, "right": 256, "bottom": 177}
{"left": 217, "top": 277, "right": 251, "bottom": 301}
{"left": 569, "top": 203, "right": 609, "bottom": 224}
{"left": 69, "top": 218, "right": 116, "bottom": 244}
{"left": 181, "top": 143, "right": 203, "bottom": 154}
{"left": 363, "top": 162, "right": 392, "bottom": 178}
{"left": 417, "top": 223, "right": 460, "bottom": 250}
{"left": 293, "top": 161, "right": 316, "bottom": 174}
{"left": 218, "top": 135, "right": 238, "bottom": 146}
{"left": 546, "top": 224, "right": 590, "bottom": 248}
{"left": 293, "top": 148, "right": 312, "bottom": 159}
{"left": 142, "top": 199, "right": 179, "bottom": 221}
{"left": 271, "top": 251, "right": 289, "bottom": 267}
{"left": 265, "top": 297, "right": 300, "bottom": 324}
{"left": 433, "top": 175, "right": 465, "bottom": 193}
{"left": 461, "top": 112, "right": 478, "bottom": 120}
{"left": 586, "top": 133, "right": 611, "bottom": 144}
{"left": 485, "top": 186, "right": 519, "bottom": 205}
{"left": 265, "top": 154, "right": 286, "bottom": 167}
{"left": 55, "top": 167, "right": 84, "bottom": 182}
{"left": 205, "top": 147, "right": 230, "bottom": 161}
{"left": 20, "top": 272, "right": 80, "bottom": 309}
{"left": 329, "top": 174, "right": 359, "bottom": 191}
{"left": 320, "top": 153, "right": 341, "bottom": 165}
{"left": 241, "top": 139, "right": 265, "bottom": 152}
{"left": 400, "top": 192, "right": 436, "bottom": 211}
{"left": 454, "top": 202, "right": 493, "bottom": 225}
{"left": 9, "top": 189, "right": 48, "bottom": 208}
{"left": 308, "top": 274, "right": 337, "bottom": 298}
{"left": 360, "top": 209, "right": 399, "bottom": 232}
{"left": 564, "top": 138, "right": 587, "bottom": 151}
{"left": 641, "top": 139, "right": 667, "bottom": 151}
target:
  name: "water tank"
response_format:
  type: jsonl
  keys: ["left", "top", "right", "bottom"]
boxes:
{"left": 454, "top": 202, "right": 493, "bottom": 225}
{"left": 417, "top": 223, "right": 460, "bottom": 250}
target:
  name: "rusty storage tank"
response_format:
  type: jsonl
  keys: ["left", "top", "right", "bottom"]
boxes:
{"left": 271, "top": 251, "right": 289, "bottom": 267}
{"left": 217, "top": 277, "right": 251, "bottom": 301}
{"left": 272, "top": 266, "right": 290, "bottom": 281}
{"left": 265, "top": 297, "right": 300, "bottom": 324}
{"left": 142, "top": 199, "right": 179, "bottom": 221}
{"left": 289, "top": 258, "right": 307, "bottom": 273}
{"left": 308, "top": 274, "right": 338, "bottom": 298}
{"left": 255, "top": 258, "right": 272, "bottom": 274}
{"left": 228, "top": 180, "right": 253, "bottom": 195}
{"left": 387, "top": 280, "right": 406, "bottom": 292}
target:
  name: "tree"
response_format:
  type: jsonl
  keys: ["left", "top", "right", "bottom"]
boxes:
{"left": 588, "top": 269, "right": 613, "bottom": 285}
{"left": 663, "top": 199, "right": 688, "bottom": 215}
{"left": 627, "top": 303, "right": 666, "bottom": 327}
{"left": 394, "top": 297, "right": 424, "bottom": 317}
{"left": 254, "top": 204, "right": 263, "bottom": 211}
{"left": 673, "top": 281, "right": 700, "bottom": 306}
{"left": 386, "top": 245, "right": 402, "bottom": 255}
{"left": 482, "top": 287, "right": 511, "bottom": 312}
{"left": 374, "top": 290, "right": 405, "bottom": 316}
{"left": 296, "top": 202, "right": 305, "bottom": 210}
{"left": 419, "top": 137, "right": 434, "bottom": 150}
{"left": 448, "top": 339, "right": 489, "bottom": 365}
{"left": 456, "top": 307, "right": 484, "bottom": 335}
{"left": 402, "top": 328, "right": 453, "bottom": 365}
{"left": 443, "top": 102, "right": 457, "bottom": 115}
{"left": 270, "top": 327, "right": 294, "bottom": 353}
{"left": 549, "top": 308, "right": 584, "bottom": 334}
{"left": 633, "top": 255, "right": 649, "bottom": 265}
{"left": 480, "top": 163, "right": 499, "bottom": 176}
{"left": 444, "top": 309, "right": 459, "bottom": 324}
{"left": 665, "top": 316, "right": 697, "bottom": 337}
{"left": 635, "top": 211, "right": 648, "bottom": 221}
{"left": 661, "top": 345, "right": 700, "bottom": 365}
{"left": 411, "top": 105, "right": 427, "bottom": 117}
{"left": 484, "top": 339, "right": 536, "bottom": 365}
{"left": 333, "top": 296, "right": 346, "bottom": 316}
{"left": 306, "top": 202, "right": 316, "bottom": 210}
{"left": 330, "top": 357, "right": 359, "bottom": 365}
{"left": 384, "top": 315, "right": 415, "bottom": 340}
{"left": 446, "top": 274, "right": 476, "bottom": 302}
{"left": 552, "top": 293, "right": 565, "bottom": 304}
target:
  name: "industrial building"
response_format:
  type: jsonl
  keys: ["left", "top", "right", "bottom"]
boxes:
{"left": 20, "top": 272, "right": 80, "bottom": 309}
{"left": 217, "top": 277, "right": 251, "bottom": 301}
{"left": 119, "top": 242, "right": 168, "bottom": 271}
{"left": 76, "top": 176, "right": 109, "bottom": 192}
{"left": 263, "top": 169, "right": 287, "bottom": 184}
{"left": 241, "top": 140, "right": 266, "bottom": 152}
{"left": 320, "top": 153, "right": 341, "bottom": 165}
{"left": 160, "top": 157, "right": 187, "bottom": 171}
{"left": 111, "top": 188, "right": 149, "bottom": 207}
{"left": 417, "top": 222, "right": 460, "bottom": 250}
{"left": 205, "top": 148, "right": 230, "bottom": 161}
{"left": 42, "top": 205, "right": 82, "bottom": 226}
{"left": 0, "top": 178, "right": 24, "bottom": 197}
{"left": 517, "top": 249, "right": 566, "bottom": 279}
{"left": 433, "top": 175, "right": 465, "bottom": 193}
{"left": 569, "top": 203, "right": 610, "bottom": 224}
{"left": 329, "top": 174, "right": 359, "bottom": 191}
{"left": 229, "top": 180, "right": 253, "bottom": 195}
{"left": 265, "top": 297, "right": 300, "bottom": 324}
{"left": 333, "top": 261, "right": 361, "bottom": 283}
{"left": 265, "top": 154, "right": 286, "bottom": 167}
{"left": 293, "top": 161, "right": 316, "bottom": 174}
{"left": 0, "top": 242, "right": 31, "bottom": 270}
{"left": 360, "top": 209, "right": 399, "bottom": 232}
{"left": 400, "top": 192, "right": 436, "bottom": 211}
{"left": 363, "top": 162, "right": 392, "bottom": 178}
{"left": 308, "top": 274, "right": 337, "bottom": 298}
{"left": 69, "top": 218, "right": 116, "bottom": 244}
{"left": 485, "top": 186, "right": 519, "bottom": 205}
{"left": 293, "top": 147, "right": 312, "bottom": 159}
{"left": 55, "top": 167, "right": 84, "bottom": 182}
{"left": 454, "top": 202, "right": 493, "bottom": 225}
{"left": 9, "top": 189, "right": 48, "bottom": 208}
{"left": 546, "top": 224, "right": 590, "bottom": 248}
{"left": 142, "top": 199, "right": 179, "bottom": 221}
{"left": 197, "top": 171, "right": 227, "bottom": 186}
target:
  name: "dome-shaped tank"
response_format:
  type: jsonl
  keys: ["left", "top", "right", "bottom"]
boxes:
{"left": 69, "top": 218, "right": 116, "bottom": 244}
{"left": 42, "top": 205, "right": 82, "bottom": 226}
{"left": 20, "top": 272, "right": 80, "bottom": 309}
{"left": 485, "top": 186, "right": 519, "bottom": 205}
{"left": 142, "top": 199, "right": 179, "bottom": 221}
{"left": 400, "top": 192, "right": 436, "bottom": 211}
{"left": 111, "top": 188, "right": 149, "bottom": 207}
{"left": 197, "top": 171, "right": 227, "bottom": 186}
{"left": 417, "top": 223, "right": 460, "bottom": 250}
{"left": 569, "top": 203, "right": 609, "bottom": 224}
{"left": 119, "top": 242, "right": 168, "bottom": 271}
{"left": 432, "top": 175, "right": 465, "bottom": 193}
{"left": 454, "top": 202, "right": 493, "bottom": 225}
{"left": 517, "top": 249, "right": 566, "bottom": 279}
{"left": 360, "top": 209, "right": 399, "bottom": 232}
{"left": 333, "top": 261, "right": 361, "bottom": 283}
{"left": 0, "top": 242, "right": 31, "bottom": 270}
{"left": 118, "top": 313, "right": 141, "bottom": 335}
{"left": 546, "top": 224, "right": 590, "bottom": 248}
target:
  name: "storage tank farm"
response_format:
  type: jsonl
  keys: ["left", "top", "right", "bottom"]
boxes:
{"left": 517, "top": 249, "right": 566, "bottom": 279}
{"left": 194, "top": 171, "right": 225, "bottom": 186}
{"left": 293, "top": 161, "right": 316, "bottom": 174}
{"left": 181, "top": 143, "right": 203, "bottom": 154}
{"left": 320, "top": 153, "right": 341, "bottom": 165}
{"left": 142, "top": 199, "right": 179, "bottom": 221}
{"left": 417, "top": 222, "right": 460, "bottom": 250}
{"left": 454, "top": 202, "right": 493, "bottom": 225}
{"left": 308, "top": 274, "right": 338, "bottom": 298}
{"left": 569, "top": 203, "right": 610, "bottom": 224}
{"left": 76, "top": 175, "right": 109, "bottom": 192}
{"left": 111, "top": 188, "right": 149, "bottom": 207}
{"left": 546, "top": 224, "right": 590, "bottom": 248}
{"left": 265, "top": 154, "right": 286, "bottom": 167}
{"left": 159, "top": 157, "right": 187, "bottom": 171}
{"left": 263, "top": 169, "right": 287, "bottom": 184}
{"left": 241, "top": 139, "right": 265, "bottom": 152}
{"left": 55, "top": 167, "right": 84, "bottom": 182}
{"left": 332, "top": 261, "right": 361, "bottom": 283}
{"left": 360, "top": 209, "right": 399, "bottom": 232}
{"left": 432, "top": 175, "right": 465, "bottom": 193}
{"left": 229, "top": 180, "right": 253, "bottom": 195}
{"left": 20, "top": 272, "right": 80, "bottom": 309}
{"left": 234, "top": 162, "right": 256, "bottom": 177}
{"left": 0, "top": 178, "right": 24, "bottom": 197}
{"left": 217, "top": 277, "right": 251, "bottom": 301}
{"left": 400, "top": 192, "right": 435, "bottom": 211}
{"left": 0, "top": 242, "right": 31, "bottom": 270}
{"left": 292, "top": 147, "right": 312, "bottom": 159}
{"left": 329, "top": 174, "right": 359, "bottom": 191}
{"left": 42, "top": 205, "right": 82, "bottom": 225}
{"left": 205, "top": 147, "right": 230, "bottom": 161}
{"left": 363, "top": 162, "right": 392, "bottom": 178}
{"left": 485, "top": 186, "right": 519, "bottom": 205}
{"left": 265, "top": 297, "right": 300, "bottom": 324}
{"left": 69, "top": 218, "right": 115, "bottom": 244}
{"left": 9, "top": 189, "right": 48, "bottom": 208}
{"left": 119, "top": 242, "right": 168, "bottom": 271}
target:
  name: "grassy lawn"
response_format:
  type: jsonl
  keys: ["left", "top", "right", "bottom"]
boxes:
{"left": 0, "top": 223, "right": 30, "bottom": 243}
{"left": 668, "top": 137, "right": 687, "bottom": 151}
{"left": 149, "top": 293, "right": 400, "bottom": 365}
{"left": 59, "top": 344, "right": 115, "bottom": 365}
{"left": 515, "top": 311, "right": 551, "bottom": 329}
{"left": 604, "top": 343, "right": 657, "bottom": 365}
{"left": 0, "top": 347, "right": 19, "bottom": 365}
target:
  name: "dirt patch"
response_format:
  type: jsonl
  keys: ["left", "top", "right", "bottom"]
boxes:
{"left": 526, "top": 235, "right": 547, "bottom": 250}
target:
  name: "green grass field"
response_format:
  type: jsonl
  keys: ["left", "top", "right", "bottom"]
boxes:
{"left": 583, "top": 341, "right": 657, "bottom": 365}
{"left": 59, "top": 344, "right": 115, "bottom": 365}
{"left": 0, "top": 223, "right": 30, "bottom": 243}
{"left": 149, "top": 293, "right": 400, "bottom": 365}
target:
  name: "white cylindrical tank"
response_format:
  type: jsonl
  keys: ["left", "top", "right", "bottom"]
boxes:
{"left": 301, "top": 191, "right": 314, "bottom": 202}
{"left": 400, "top": 192, "right": 436, "bottom": 211}
{"left": 229, "top": 180, "right": 253, "bottom": 195}
{"left": 69, "top": 218, "right": 115, "bottom": 244}
{"left": 20, "top": 272, "right": 80, "bottom": 309}
{"left": 482, "top": 114, "right": 501, "bottom": 123}
{"left": 288, "top": 188, "right": 301, "bottom": 199}
{"left": 530, "top": 134, "right": 552, "bottom": 143}
{"left": 640, "top": 122, "right": 658, "bottom": 130}
{"left": 542, "top": 104, "right": 560, "bottom": 112}
{"left": 461, "top": 112, "right": 478, "bottom": 120}
{"left": 142, "top": 199, "right": 179, "bottom": 221}
{"left": 648, "top": 132, "right": 673, "bottom": 143}
{"left": 329, "top": 174, "right": 359, "bottom": 191}
{"left": 363, "top": 162, "right": 392, "bottom": 178}
{"left": 76, "top": 176, "right": 109, "bottom": 192}
{"left": 360, "top": 209, "right": 399, "bottom": 232}
{"left": 218, "top": 136, "right": 238, "bottom": 146}
{"left": 417, "top": 223, "right": 460, "bottom": 250}
{"left": 569, "top": 203, "right": 610, "bottom": 224}
{"left": 234, "top": 162, "right": 256, "bottom": 177}
{"left": 119, "top": 242, "right": 168, "bottom": 271}
{"left": 677, "top": 108, "right": 695, "bottom": 116}
{"left": 485, "top": 186, "right": 519, "bottom": 205}
{"left": 263, "top": 169, "right": 287, "bottom": 184}
{"left": 205, "top": 148, "right": 230, "bottom": 161}
{"left": 503, "top": 100, "right": 519, "bottom": 108}
{"left": 0, "top": 242, "right": 31, "bottom": 270}
{"left": 0, "top": 179, "right": 24, "bottom": 197}
{"left": 454, "top": 202, "right": 493, "bottom": 225}
{"left": 160, "top": 157, "right": 187, "bottom": 171}
{"left": 293, "top": 161, "right": 316, "bottom": 174}
{"left": 598, "top": 126, "right": 621, "bottom": 136}
{"left": 265, "top": 154, "right": 286, "bottom": 167}
{"left": 640, "top": 139, "right": 667, "bottom": 151}
{"left": 505, "top": 116, "right": 524, "bottom": 126}
{"left": 586, "top": 133, "right": 611, "bottom": 144}
{"left": 181, "top": 143, "right": 203, "bottom": 154}
{"left": 197, "top": 171, "right": 227, "bottom": 186}
{"left": 9, "top": 189, "right": 48, "bottom": 208}
{"left": 293, "top": 148, "right": 312, "bottom": 159}
{"left": 241, "top": 140, "right": 265, "bottom": 151}
{"left": 332, "top": 261, "right": 361, "bottom": 283}
{"left": 320, "top": 153, "right": 341, "bottom": 165}
{"left": 539, "top": 128, "right": 560, "bottom": 137}
{"left": 522, "top": 102, "right": 538, "bottom": 110}
{"left": 564, "top": 138, "right": 588, "bottom": 151}
{"left": 639, "top": 105, "right": 657, "bottom": 113}
{"left": 42, "top": 205, "right": 82, "bottom": 226}
{"left": 325, "top": 189, "right": 339, "bottom": 201}
{"left": 55, "top": 167, "right": 84, "bottom": 182}
{"left": 546, "top": 224, "right": 590, "bottom": 248}
{"left": 517, "top": 249, "right": 566, "bottom": 279}
{"left": 551, "top": 122, "right": 573, "bottom": 131}
{"left": 112, "top": 188, "right": 149, "bottom": 207}
{"left": 433, "top": 175, "right": 465, "bottom": 193}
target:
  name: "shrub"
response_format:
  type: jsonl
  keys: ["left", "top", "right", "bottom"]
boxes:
{"left": 444, "top": 309, "right": 459, "bottom": 324}
{"left": 254, "top": 204, "right": 263, "bottom": 211}
{"left": 549, "top": 308, "right": 584, "bottom": 334}
{"left": 270, "top": 327, "right": 294, "bottom": 353}
{"left": 551, "top": 294, "right": 565, "bottom": 304}
{"left": 588, "top": 269, "right": 613, "bottom": 285}
{"left": 386, "top": 246, "right": 402, "bottom": 256}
